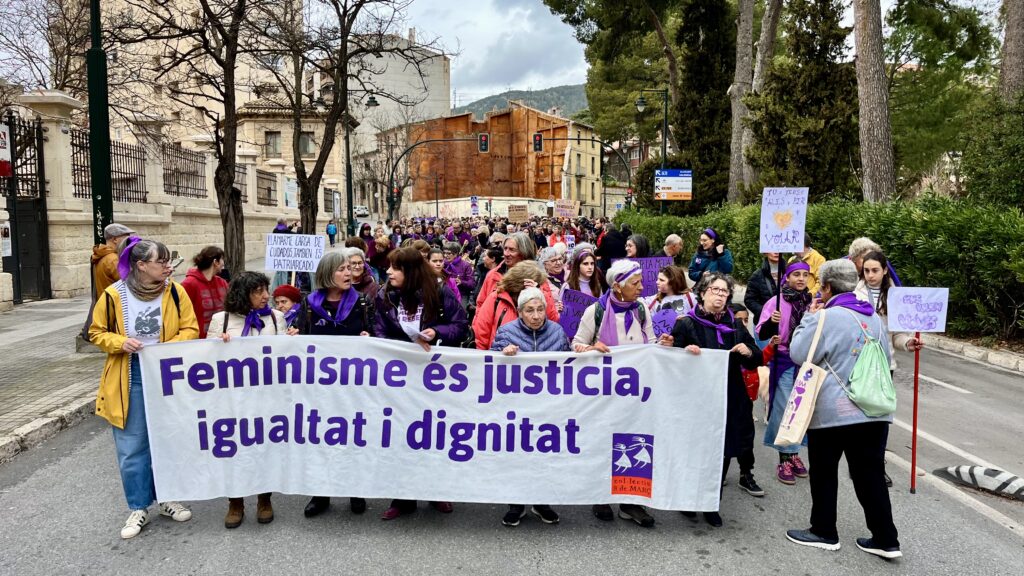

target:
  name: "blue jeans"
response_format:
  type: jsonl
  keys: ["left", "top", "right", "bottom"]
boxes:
{"left": 112, "top": 355, "right": 157, "bottom": 510}
{"left": 762, "top": 365, "right": 805, "bottom": 454}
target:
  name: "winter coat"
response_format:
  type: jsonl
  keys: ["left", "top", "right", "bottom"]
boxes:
{"left": 181, "top": 268, "right": 229, "bottom": 339}
{"left": 473, "top": 290, "right": 520, "bottom": 350}
{"left": 91, "top": 244, "right": 120, "bottom": 299}
{"left": 89, "top": 281, "right": 199, "bottom": 429}
{"left": 688, "top": 247, "right": 734, "bottom": 282}
{"left": 672, "top": 309, "right": 762, "bottom": 458}
{"left": 352, "top": 271, "right": 379, "bottom": 300}
{"left": 744, "top": 259, "right": 779, "bottom": 324}
{"left": 293, "top": 290, "right": 375, "bottom": 337}
{"left": 595, "top": 230, "right": 627, "bottom": 269}
{"left": 854, "top": 280, "right": 912, "bottom": 371}
{"left": 572, "top": 300, "right": 655, "bottom": 349}
{"left": 491, "top": 318, "right": 570, "bottom": 353}
{"left": 475, "top": 264, "right": 561, "bottom": 318}
{"left": 207, "top": 309, "right": 287, "bottom": 338}
{"left": 445, "top": 257, "right": 477, "bottom": 297}
{"left": 373, "top": 284, "right": 468, "bottom": 346}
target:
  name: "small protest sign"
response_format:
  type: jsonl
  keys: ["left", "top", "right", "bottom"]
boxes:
{"left": 508, "top": 205, "right": 529, "bottom": 222}
{"left": 565, "top": 234, "right": 576, "bottom": 250}
{"left": 265, "top": 234, "right": 325, "bottom": 272}
{"left": 759, "top": 187, "right": 808, "bottom": 253}
{"left": 613, "top": 257, "right": 673, "bottom": 298}
{"left": 555, "top": 199, "right": 580, "bottom": 217}
{"left": 651, "top": 309, "right": 680, "bottom": 337}
{"left": 887, "top": 287, "right": 949, "bottom": 333}
{"left": 558, "top": 289, "right": 598, "bottom": 340}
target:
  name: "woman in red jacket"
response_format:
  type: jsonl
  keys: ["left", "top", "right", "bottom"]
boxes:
{"left": 180, "top": 246, "right": 228, "bottom": 338}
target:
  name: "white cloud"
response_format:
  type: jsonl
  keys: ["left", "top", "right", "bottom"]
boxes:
{"left": 405, "top": 0, "right": 587, "bottom": 105}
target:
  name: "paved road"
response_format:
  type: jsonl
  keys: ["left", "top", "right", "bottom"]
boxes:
{"left": 2, "top": 350, "right": 1023, "bottom": 574}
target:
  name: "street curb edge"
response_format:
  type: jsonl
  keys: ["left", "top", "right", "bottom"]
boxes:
{"left": 0, "top": 396, "right": 96, "bottom": 464}
{"left": 921, "top": 334, "right": 1024, "bottom": 374}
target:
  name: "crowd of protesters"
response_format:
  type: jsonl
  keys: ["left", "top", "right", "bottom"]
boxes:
{"left": 87, "top": 213, "right": 915, "bottom": 560}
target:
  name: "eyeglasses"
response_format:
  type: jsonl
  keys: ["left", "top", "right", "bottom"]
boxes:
{"left": 148, "top": 259, "right": 172, "bottom": 268}
{"left": 707, "top": 287, "right": 729, "bottom": 296}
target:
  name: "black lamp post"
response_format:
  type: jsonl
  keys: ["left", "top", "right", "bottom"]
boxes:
{"left": 635, "top": 89, "right": 668, "bottom": 215}
{"left": 87, "top": 0, "right": 113, "bottom": 244}
{"left": 342, "top": 93, "right": 378, "bottom": 237}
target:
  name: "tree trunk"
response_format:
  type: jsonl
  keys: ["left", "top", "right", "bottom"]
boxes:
{"left": 642, "top": 1, "right": 682, "bottom": 154}
{"left": 728, "top": 0, "right": 755, "bottom": 202}
{"left": 1002, "top": 0, "right": 1024, "bottom": 101}
{"left": 217, "top": 50, "right": 245, "bottom": 274}
{"left": 741, "top": 0, "right": 782, "bottom": 189}
{"left": 853, "top": 0, "right": 896, "bottom": 202}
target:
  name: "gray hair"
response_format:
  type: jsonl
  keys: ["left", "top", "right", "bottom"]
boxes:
{"left": 606, "top": 259, "right": 642, "bottom": 289}
{"left": 517, "top": 287, "right": 546, "bottom": 310}
{"left": 695, "top": 272, "right": 735, "bottom": 304}
{"left": 538, "top": 246, "right": 563, "bottom": 264}
{"left": 443, "top": 241, "right": 462, "bottom": 255}
{"left": 664, "top": 233, "right": 682, "bottom": 247}
{"left": 818, "top": 259, "right": 859, "bottom": 294}
{"left": 506, "top": 232, "right": 537, "bottom": 261}
{"left": 314, "top": 250, "right": 349, "bottom": 290}
{"left": 489, "top": 231, "right": 506, "bottom": 245}
{"left": 847, "top": 237, "right": 881, "bottom": 260}
{"left": 346, "top": 246, "right": 366, "bottom": 261}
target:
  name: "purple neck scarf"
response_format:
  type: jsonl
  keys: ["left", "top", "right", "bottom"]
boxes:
{"left": 597, "top": 291, "right": 646, "bottom": 346}
{"left": 825, "top": 292, "right": 875, "bottom": 315}
{"left": 242, "top": 306, "right": 274, "bottom": 336}
{"left": 687, "top": 305, "right": 736, "bottom": 345}
{"left": 308, "top": 288, "right": 359, "bottom": 324}
{"left": 116, "top": 236, "right": 142, "bottom": 280}
{"left": 284, "top": 303, "right": 301, "bottom": 325}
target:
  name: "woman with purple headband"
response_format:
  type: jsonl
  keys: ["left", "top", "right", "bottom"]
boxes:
{"left": 672, "top": 272, "right": 764, "bottom": 527}
{"left": 688, "top": 227, "right": 734, "bottom": 282}
{"left": 756, "top": 261, "right": 814, "bottom": 486}
{"left": 572, "top": 259, "right": 672, "bottom": 528}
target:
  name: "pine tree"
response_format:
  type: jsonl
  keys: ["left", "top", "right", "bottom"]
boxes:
{"left": 745, "top": 0, "right": 860, "bottom": 201}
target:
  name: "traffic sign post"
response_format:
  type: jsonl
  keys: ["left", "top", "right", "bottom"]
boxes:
{"left": 654, "top": 169, "right": 693, "bottom": 201}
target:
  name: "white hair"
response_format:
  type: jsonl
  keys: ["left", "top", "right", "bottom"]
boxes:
{"left": 606, "top": 259, "right": 641, "bottom": 289}
{"left": 848, "top": 237, "right": 881, "bottom": 260}
{"left": 517, "top": 287, "right": 546, "bottom": 310}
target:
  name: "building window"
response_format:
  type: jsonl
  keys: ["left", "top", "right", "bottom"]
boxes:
{"left": 264, "top": 131, "right": 281, "bottom": 158}
{"left": 299, "top": 131, "right": 316, "bottom": 157}
{"left": 576, "top": 153, "right": 581, "bottom": 175}
{"left": 591, "top": 182, "right": 595, "bottom": 202}
{"left": 576, "top": 129, "right": 581, "bottom": 143}
{"left": 591, "top": 157, "right": 595, "bottom": 175}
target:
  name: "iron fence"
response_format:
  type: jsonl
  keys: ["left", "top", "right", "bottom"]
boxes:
{"left": 162, "top": 144, "right": 207, "bottom": 198}
{"left": 70, "top": 128, "right": 148, "bottom": 203}
{"left": 256, "top": 169, "right": 277, "bottom": 206}
{"left": 70, "top": 128, "right": 91, "bottom": 199}
{"left": 235, "top": 164, "right": 248, "bottom": 203}
{"left": 1, "top": 114, "right": 45, "bottom": 199}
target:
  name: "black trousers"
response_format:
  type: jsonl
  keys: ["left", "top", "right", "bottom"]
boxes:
{"left": 722, "top": 449, "right": 755, "bottom": 478}
{"left": 807, "top": 422, "right": 899, "bottom": 547}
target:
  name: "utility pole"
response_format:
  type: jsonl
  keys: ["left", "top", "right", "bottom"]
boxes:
{"left": 87, "top": 0, "right": 113, "bottom": 244}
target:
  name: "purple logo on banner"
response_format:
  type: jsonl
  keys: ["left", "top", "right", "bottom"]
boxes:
{"left": 611, "top": 433, "right": 654, "bottom": 497}
{"left": 558, "top": 289, "right": 598, "bottom": 340}
{"left": 650, "top": 309, "right": 680, "bottom": 337}
{"left": 612, "top": 257, "right": 673, "bottom": 297}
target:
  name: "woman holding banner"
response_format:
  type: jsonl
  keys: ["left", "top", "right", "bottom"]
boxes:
{"left": 672, "top": 273, "right": 764, "bottom": 527}
{"left": 90, "top": 238, "right": 199, "bottom": 539}
{"left": 291, "top": 249, "right": 375, "bottom": 518}
{"left": 756, "top": 262, "right": 813, "bottom": 486}
{"left": 491, "top": 286, "right": 569, "bottom": 526}
{"left": 207, "top": 271, "right": 287, "bottom": 529}
{"left": 374, "top": 247, "right": 469, "bottom": 520}
{"left": 688, "top": 228, "right": 734, "bottom": 282}
{"left": 572, "top": 260, "right": 669, "bottom": 528}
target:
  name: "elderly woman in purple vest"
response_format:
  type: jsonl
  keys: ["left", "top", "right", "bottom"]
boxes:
{"left": 756, "top": 261, "right": 813, "bottom": 486}
{"left": 571, "top": 259, "right": 673, "bottom": 528}
{"left": 491, "top": 286, "right": 569, "bottom": 527}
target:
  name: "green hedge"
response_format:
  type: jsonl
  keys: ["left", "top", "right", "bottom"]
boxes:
{"left": 615, "top": 197, "right": 1024, "bottom": 340}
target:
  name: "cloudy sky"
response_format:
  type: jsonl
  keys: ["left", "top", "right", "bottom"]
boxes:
{"left": 404, "top": 0, "right": 588, "bottom": 107}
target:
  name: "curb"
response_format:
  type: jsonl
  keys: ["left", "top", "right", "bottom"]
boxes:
{"left": 0, "top": 395, "right": 96, "bottom": 464}
{"left": 921, "top": 334, "right": 1024, "bottom": 374}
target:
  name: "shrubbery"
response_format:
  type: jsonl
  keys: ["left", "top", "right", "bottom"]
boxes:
{"left": 615, "top": 196, "right": 1024, "bottom": 340}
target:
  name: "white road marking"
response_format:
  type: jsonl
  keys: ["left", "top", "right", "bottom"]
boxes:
{"left": 919, "top": 373, "right": 973, "bottom": 394}
{"left": 892, "top": 418, "right": 1002, "bottom": 470}
{"left": 886, "top": 452, "right": 1024, "bottom": 543}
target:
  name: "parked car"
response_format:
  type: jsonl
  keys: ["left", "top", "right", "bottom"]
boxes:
{"left": 354, "top": 205, "right": 370, "bottom": 217}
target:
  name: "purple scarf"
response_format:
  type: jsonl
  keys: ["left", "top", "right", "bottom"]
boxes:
{"left": 308, "top": 288, "right": 359, "bottom": 324}
{"left": 597, "top": 291, "right": 646, "bottom": 346}
{"left": 284, "top": 303, "right": 301, "bottom": 325}
{"left": 116, "top": 236, "right": 142, "bottom": 280}
{"left": 242, "top": 306, "right": 274, "bottom": 336}
{"left": 687, "top": 305, "right": 736, "bottom": 345}
{"left": 825, "top": 292, "right": 875, "bottom": 315}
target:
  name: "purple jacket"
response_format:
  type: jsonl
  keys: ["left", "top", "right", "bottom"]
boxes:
{"left": 373, "top": 284, "right": 468, "bottom": 346}
{"left": 446, "top": 231, "right": 472, "bottom": 246}
{"left": 444, "top": 257, "right": 476, "bottom": 295}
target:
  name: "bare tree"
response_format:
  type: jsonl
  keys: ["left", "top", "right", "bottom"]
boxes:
{"left": 1003, "top": 0, "right": 1024, "bottom": 101}
{"left": 853, "top": 0, "right": 897, "bottom": 202}
{"left": 353, "top": 106, "right": 425, "bottom": 217}
{"left": 108, "top": 0, "right": 262, "bottom": 274}
{"left": 728, "top": 0, "right": 754, "bottom": 201}
{"left": 0, "top": 0, "right": 88, "bottom": 97}
{"left": 741, "top": 0, "right": 782, "bottom": 189}
{"left": 249, "top": 0, "right": 446, "bottom": 236}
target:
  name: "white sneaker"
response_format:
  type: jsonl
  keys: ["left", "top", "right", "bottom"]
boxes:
{"left": 158, "top": 501, "right": 193, "bottom": 522}
{"left": 120, "top": 509, "right": 150, "bottom": 539}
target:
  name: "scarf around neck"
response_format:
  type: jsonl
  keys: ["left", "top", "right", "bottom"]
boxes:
{"left": 781, "top": 285, "right": 812, "bottom": 337}
{"left": 687, "top": 305, "right": 736, "bottom": 345}
{"left": 308, "top": 288, "right": 359, "bottom": 324}
{"left": 596, "top": 290, "right": 646, "bottom": 346}
{"left": 825, "top": 292, "right": 875, "bottom": 315}
{"left": 242, "top": 306, "right": 275, "bottom": 336}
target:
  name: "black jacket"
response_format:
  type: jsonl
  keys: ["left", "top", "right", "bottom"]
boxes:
{"left": 744, "top": 259, "right": 780, "bottom": 323}
{"left": 596, "top": 230, "right": 627, "bottom": 269}
{"left": 294, "top": 292, "right": 375, "bottom": 337}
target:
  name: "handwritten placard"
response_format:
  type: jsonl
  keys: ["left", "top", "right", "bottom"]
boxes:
{"left": 555, "top": 199, "right": 580, "bottom": 217}
{"left": 558, "top": 289, "right": 598, "bottom": 340}
{"left": 565, "top": 234, "right": 576, "bottom": 250}
{"left": 759, "top": 187, "right": 808, "bottom": 253}
{"left": 612, "top": 257, "right": 673, "bottom": 298}
{"left": 508, "top": 205, "right": 529, "bottom": 222}
{"left": 265, "top": 234, "right": 325, "bottom": 272}
{"left": 651, "top": 309, "right": 681, "bottom": 337}
{"left": 887, "top": 287, "right": 949, "bottom": 333}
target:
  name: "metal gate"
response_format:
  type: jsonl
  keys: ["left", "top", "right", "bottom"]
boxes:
{"left": 1, "top": 112, "right": 51, "bottom": 303}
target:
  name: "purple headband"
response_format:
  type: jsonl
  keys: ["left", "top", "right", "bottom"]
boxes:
{"left": 614, "top": 263, "right": 642, "bottom": 284}
{"left": 572, "top": 248, "right": 595, "bottom": 264}
{"left": 117, "top": 236, "right": 142, "bottom": 280}
{"left": 703, "top": 228, "right": 717, "bottom": 241}
{"left": 782, "top": 261, "right": 811, "bottom": 284}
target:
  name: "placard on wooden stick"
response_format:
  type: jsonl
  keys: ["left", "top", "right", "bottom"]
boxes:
{"left": 759, "top": 187, "right": 808, "bottom": 253}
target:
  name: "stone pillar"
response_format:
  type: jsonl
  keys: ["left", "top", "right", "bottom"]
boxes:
{"left": 18, "top": 91, "right": 84, "bottom": 204}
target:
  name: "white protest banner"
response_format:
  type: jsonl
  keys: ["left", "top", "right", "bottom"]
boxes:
{"left": 140, "top": 337, "right": 729, "bottom": 511}
{"left": 759, "top": 187, "right": 808, "bottom": 253}
{"left": 887, "top": 287, "right": 949, "bottom": 333}
{"left": 265, "top": 234, "right": 325, "bottom": 272}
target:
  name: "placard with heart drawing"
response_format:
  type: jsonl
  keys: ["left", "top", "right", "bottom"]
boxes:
{"left": 759, "top": 187, "right": 808, "bottom": 253}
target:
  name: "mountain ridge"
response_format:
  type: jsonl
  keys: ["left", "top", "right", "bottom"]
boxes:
{"left": 453, "top": 84, "right": 588, "bottom": 121}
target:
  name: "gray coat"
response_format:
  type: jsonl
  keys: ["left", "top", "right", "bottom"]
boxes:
{"left": 790, "top": 305, "right": 893, "bottom": 430}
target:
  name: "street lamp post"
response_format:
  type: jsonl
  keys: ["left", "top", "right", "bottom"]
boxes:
{"left": 87, "top": 0, "right": 113, "bottom": 244}
{"left": 635, "top": 89, "right": 668, "bottom": 215}
{"left": 343, "top": 93, "right": 378, "bottom": 237}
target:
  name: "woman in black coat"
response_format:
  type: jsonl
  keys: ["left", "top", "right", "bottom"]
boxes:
{"left": 672, "top": 272, "right": 764, "bottom": 528}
